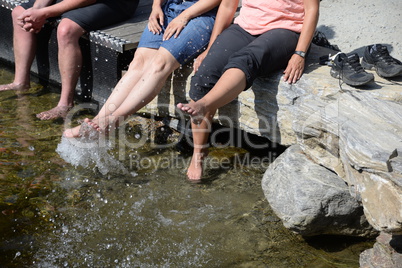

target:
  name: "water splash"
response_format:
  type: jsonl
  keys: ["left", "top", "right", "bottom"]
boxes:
{"left": 56, "top": 122, "right": 135, "bottom": 176}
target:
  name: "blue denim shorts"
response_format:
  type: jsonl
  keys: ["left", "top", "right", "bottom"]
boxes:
{"left": 138, "top": 0, "right": 216, "bottom": 65}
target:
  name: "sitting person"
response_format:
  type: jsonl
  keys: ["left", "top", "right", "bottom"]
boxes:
{"left": 177, "top": 0, "right": 320, "bottom": 180}
{"left": 63, "top": 0, "right": 220, "bottom": 137}
{"left": 0, "top": 0, "right": 139, "bottom": 120}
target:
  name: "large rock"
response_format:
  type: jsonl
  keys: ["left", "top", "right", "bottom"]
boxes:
{"left": 262, "top": 144, "right": 377, "bottom": 237}
{"left": 360, "top": 232, "right": 402, "bottom": 268}
{"left": 278, "top": 76, "right": 402, "bottom": 233}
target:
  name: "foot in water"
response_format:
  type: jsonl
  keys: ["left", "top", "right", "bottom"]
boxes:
{"left": 63, "top": 118, "right": 92, "bottom": 138}
{"left": 176, "top": 101, "right": 206, "bottom": 124}
{"left": 0, "top": 83, "right": 30, "bottom": 92}
{"left": 63, "top": 116, "right": 115, "bottom": 138}
{"left": 36, "top": 106, "right": 73, "bottom": 120}
{"left": 187, "top": 148, "right": 209, "bottom": 181}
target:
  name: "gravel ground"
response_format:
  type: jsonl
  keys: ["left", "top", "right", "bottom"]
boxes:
{"left": 318, "top": 0, "right": 402, "bottom": 61}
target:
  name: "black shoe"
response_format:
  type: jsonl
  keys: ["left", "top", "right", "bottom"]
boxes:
{"left": 312, "top": 31, "right": 340, "bottom": 51}
{"left": 330, "top": 53, "right": 374, "bottom": 86}
{"left": 361, "top": 44, "right": 402, "bottom": 78}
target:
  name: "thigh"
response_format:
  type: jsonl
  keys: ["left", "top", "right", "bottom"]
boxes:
{"left": 21, "top": 0, "right": 58, "bottom": 10}
{"left": 189, "top": 24, "right": 254, "bottom": 101}
{"left": 160, "top": 15, "right": 216, "bottom": 65}
{"left": 224, "top": 28, "right": 299, "bottom": 88}
{"left": 61, "top": 0, "right": 138, "bottom": 32}
{"left": 140, "top": 0, "right": 216, "bottom": 65}
{"left": 255, "top": 28, "right": 300, "bottom": 75}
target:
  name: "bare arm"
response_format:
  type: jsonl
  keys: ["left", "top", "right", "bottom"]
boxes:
{"left": 193, "top": 0, "right": 239, "bottom": 71}
{"left": 283, "top": 0, "right": 320, "bottom": 84}
{"left": 19, "top": 0, "right": 96, "bottom": 33}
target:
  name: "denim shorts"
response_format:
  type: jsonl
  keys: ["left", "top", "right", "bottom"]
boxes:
{"left": 21, "top": 0, "right": 139, "bottom": 32}
{"left": 138, "top": 0, "right": 216, "bottom": 65}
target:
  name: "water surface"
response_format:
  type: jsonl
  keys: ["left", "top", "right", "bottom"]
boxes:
{"left": 0, "top": 65, "right": 373, "bottom": 267}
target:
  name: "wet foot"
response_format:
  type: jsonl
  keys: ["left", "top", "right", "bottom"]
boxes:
{"left": 177, "top": 102, "right": 206, "bottom": 124}
{"left": 65, "top": 115, "right": 116, "bottom": 137}
{"left": 63, "top": 119, "right": 101, "bottom": 142}
{"left": 187, "top": 148, "right": 209, "bottom": 181}
{"left": 63, "top": 118, "right": 92, "bottom": 138}
{"left": 0, "top": 83, "right": 29, "bottom": 92}
{"left": 36, "top": 106, "right": 73, "bottom": 120}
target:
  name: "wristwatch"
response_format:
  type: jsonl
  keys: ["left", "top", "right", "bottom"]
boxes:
{"left": 294, "top": 51, "right": 306, "bottom": 58}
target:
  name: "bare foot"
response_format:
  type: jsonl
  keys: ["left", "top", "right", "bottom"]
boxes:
{"left": 80, "top": 115, "right": 116, "bottom": 136}
{"left": 63, "top": 115, "right": 118, "bottom": 138}
{"left": 63, "top": 118, "right": 92, "bottom": 138}
{"left": 87, "top": 115, "right": 116, "bottom": 135}
{"left": 187, "top": 148, "right": 209, "bottom": 181}
{"left": 36, "top": 106, "right": 73, "bottom": 120}
{"left": 62, "top": 118, "right": 103, "bottom": 142}
{"left": 177, "top": 102, "right": 206, "bottom": 124}
{"left": 0, "top": 83, "right": 30, "bottom": 92}
{"left": 63, "top": 125, "right": 82, "bottom": 138}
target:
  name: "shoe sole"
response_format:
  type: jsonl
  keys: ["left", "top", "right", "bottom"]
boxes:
{"left": 330, "top": 69, "right": 374, "bottom": 86}
{"left": 361, "top": 59, "right": 402, "bottom": 78}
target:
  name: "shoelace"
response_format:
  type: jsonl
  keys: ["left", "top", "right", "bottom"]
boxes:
{"left": 376, "top": 47, "right": 399, "bottom": 65}
{"left": 345, "top": 56, "right": 364, "bottom": 73}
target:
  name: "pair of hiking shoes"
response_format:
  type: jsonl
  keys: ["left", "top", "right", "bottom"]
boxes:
{"left": 329, "top": 44, "right": 402, "bottom": 86}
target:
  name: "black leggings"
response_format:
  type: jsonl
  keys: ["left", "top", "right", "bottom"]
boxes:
{"left": 189, "top": 24, "right": 300, "bottom": 101}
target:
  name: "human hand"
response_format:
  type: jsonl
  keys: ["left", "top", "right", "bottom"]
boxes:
{"left": 148, "top": 6, "right": 164, "bottom": 34}
{"left": 193, "top": 50, "right": 208, "bottom": 72}
{"left": 17, "top": 8, "right": 46, "bottom": 33}
{"left": 283, "top": 54, "right": 305, "bottom": 84}
{"left": 163, "top": 13, "right": 188, "bottom": 41}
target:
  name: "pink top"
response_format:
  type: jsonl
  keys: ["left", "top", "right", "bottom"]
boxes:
{"left": 234, "top": 0, "right": 305, "bottom": 35}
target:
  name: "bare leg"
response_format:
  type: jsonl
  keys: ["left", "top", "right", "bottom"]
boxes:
{"left": 63, "top": 48, "right": 179, "bottom": 137}
{"left": 36, "top": 18, "right": 84, "bottom": 120}
{"left": 94, "top": 47, "right": 159, "bottom": 120}
{"left": 177, "top": 68, "right": 247, "bottom": 120}
{"left": 177, "top": 68, "right": 247, "bottom": 180}
{"left": 0, "top": 6, "right": 35, "bottom": 91}
{"left": 106, "top": 48, "right": 180, "bottom": 118}
{"left": 187, "top": 106, "right": 215, "bottom": 180}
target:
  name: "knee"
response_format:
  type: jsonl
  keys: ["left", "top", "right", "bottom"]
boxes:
{"left": 189, "top": 73, "right": 215, "bottom": 101}
{"left": 57, "top": 19, "right": 84, "bottom": 45}
{"left": 12, "top": 6, "right": 25, "bottom": 22}
{"left": 128, "top": 51, "right": 147, "bottom": 72}
{"left": 191, "top": 65, "right": 220, "bottom": 91}
{"left": 130, "top": 51, "right": 172, "bottom": 74}
{"left": 150, "top": 55, "right": 170, "bottom": 74}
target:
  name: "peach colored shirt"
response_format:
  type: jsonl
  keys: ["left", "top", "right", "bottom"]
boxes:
{"left": 234, "top": 0, "right": 305, "bottom": 35}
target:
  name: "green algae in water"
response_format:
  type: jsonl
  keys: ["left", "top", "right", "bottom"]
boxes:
{"left": 0, "top": 65, "right": 374, "bottom": 267}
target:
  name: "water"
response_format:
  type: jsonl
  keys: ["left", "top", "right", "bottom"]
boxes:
{"left": 0, "top": 65, "right": 373, "bottom": 267}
